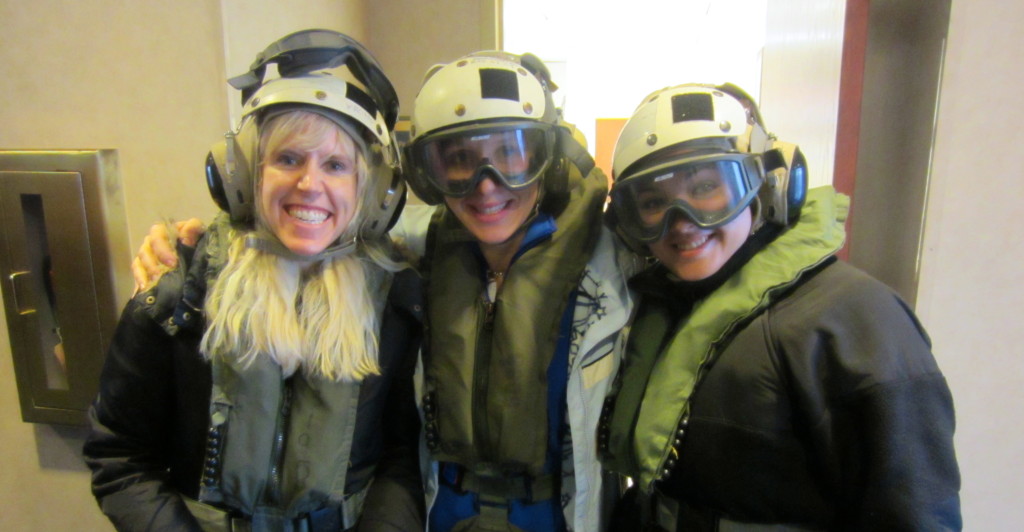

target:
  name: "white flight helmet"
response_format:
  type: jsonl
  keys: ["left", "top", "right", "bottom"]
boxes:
{"left": 205, "top": 30, "right": 405, "bottom": 258}
{"left": 607, "top": 83, "right": 807, "bottom": 251}
{"left": 403, "top": 51, "right": 567, "bottom": 206}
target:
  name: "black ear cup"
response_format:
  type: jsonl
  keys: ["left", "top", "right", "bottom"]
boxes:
{"left": 537, "top": 154, "right": 569, "bottom": 216}
{"left": 785, "top": 147, "right": 808, "bottom": 222}
{"left": 205, "top": 150, "right": 231, "bottom": 213}
{"left": 759, "top": 141, "right": 808, "bottom": 225}
{"left": 535, "top": 121, "right": 584, "bottom": 217}
{"left": 545, "top": 136, "right": 569, "bottom": 198}
{"left": 603, "top": 202, "right": 655, "bottom": 256}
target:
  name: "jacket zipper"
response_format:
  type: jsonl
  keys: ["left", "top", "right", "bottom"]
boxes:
{"left": 473, "top": 296, "right": 496, "bottom": 459}
{"left": 266, "top": 377, "right": 294, "bottom": 506}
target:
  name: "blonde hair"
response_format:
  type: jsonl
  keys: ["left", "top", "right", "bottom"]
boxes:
{"left": 200, "top": 110, "right": 401, "bottom": 382}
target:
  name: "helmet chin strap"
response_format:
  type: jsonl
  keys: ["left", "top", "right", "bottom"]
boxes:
{"left": 749, "top": 196, "right": 766, "bottom": 234}
{"left": 508, "top": 184, "right": 545, "bottom": 242}
{"left": 244, "top": 229, "right": 359, "bottom": 264}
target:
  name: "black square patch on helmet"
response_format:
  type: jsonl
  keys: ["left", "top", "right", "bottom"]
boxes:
{"left": 672, "top": 93, "right": 714, "bottom": 123}
{"left": 345, "top": 82, "right": 379, "bottom": 119}
{"left": 480, "top": 68, "right": 520, "bottom": 101}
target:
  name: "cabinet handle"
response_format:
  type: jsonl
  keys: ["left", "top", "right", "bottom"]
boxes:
{"left": 8, "top": 271, "right": 37, "bottom": 315}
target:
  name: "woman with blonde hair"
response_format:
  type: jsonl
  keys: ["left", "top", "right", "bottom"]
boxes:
{"left": 84, "top": 30, "right": 423, "bottom": 531}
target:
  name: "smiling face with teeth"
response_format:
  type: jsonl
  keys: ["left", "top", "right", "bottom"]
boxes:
{"left": 440, "top": 132, "right": 542, "bottom": 260}
{"left": 258, "top": 112, "right": 361, "bottom": 257}
{"left": 443, "top": 174, "right": 540, "bottom": 250}
{"left": 649, "top": 205, "right": 753, "bottom": 281}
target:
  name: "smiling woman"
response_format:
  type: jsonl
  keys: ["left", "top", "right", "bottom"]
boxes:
{"left": 258, "top": 112, "right": 361, "bottom": 257}
{"left": 82, "top": 30, "right": 425, "bottom": 532}
{"left": 603, "top": 82, "right": 960, "bottom": 531}
{"left": 401, "top": 50, "right": 626, "bottom": 532}
{"left": 200, "top": 104, "right": 384, "bottom": 381}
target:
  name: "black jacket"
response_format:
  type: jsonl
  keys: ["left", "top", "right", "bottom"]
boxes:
{"left": 83, "top": 238, "right": 425, "bottom": 531}
{"left": 652, "top": 260, "right": 960, "bottom": 530}
{"left": 606, "top": 189, "right": 960, "bottom": 531}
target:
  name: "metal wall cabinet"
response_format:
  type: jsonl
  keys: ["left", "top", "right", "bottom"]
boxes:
{"left": 0, "top": 150, "right": 132, "bottom": 425}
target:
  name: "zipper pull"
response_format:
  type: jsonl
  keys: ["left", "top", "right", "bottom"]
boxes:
{"left": 484, "top": 269, "right": 504, "bottom": 326}
{"left": 484, "top": 300, "right": 496, "bottom": 328}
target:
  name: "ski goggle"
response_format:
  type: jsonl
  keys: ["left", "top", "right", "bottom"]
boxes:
{"left": 611, "top": 153, "right": 764, "bottom": 242}
{"left": 411, "top": 124, "right": 554, "bottom": 197}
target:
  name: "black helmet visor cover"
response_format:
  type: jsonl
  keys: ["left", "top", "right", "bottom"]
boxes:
{"left": 611, "top": 151, "right": 763, "bottom": 243}
{"left": 229, "top": 29, "right": 399, "bottom": 131}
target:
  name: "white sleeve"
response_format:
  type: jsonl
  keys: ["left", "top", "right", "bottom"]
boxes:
{"left": 389, "top": 203, "right": 437, "bottom": 261}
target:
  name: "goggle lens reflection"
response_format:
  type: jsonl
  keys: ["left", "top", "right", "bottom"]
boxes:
{"left": 420, "top": 127, "right": 550, "bottom": 196}
{"left": 613, "top": 154, "right": 761, "bottom": 241}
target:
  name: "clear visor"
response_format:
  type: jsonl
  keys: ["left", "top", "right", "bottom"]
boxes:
{"left": 416, "top": 125, "right": 552, "bottom": 197}
{"left": 611, "top": 153, "right": 762, "bottom": 242}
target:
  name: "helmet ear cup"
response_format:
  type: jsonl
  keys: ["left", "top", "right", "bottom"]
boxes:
{"left": 546, "top": 128, "right": 569, "bottom": 196}
{"left": 603, "top": 198, "right": 620, "bottom": 234}
{"left": 538, "top": 153, "right": 570, "bottom": 215}
{"left": 359, "top": 160, "right": 408, "bottom": 240}
{"left": 205, "top": 118, "right": 259, "bottom": 224}
{"left": 785, "top": 147, "right": 808, "bottom": 221}
{"left": 205, "top": 149, "right": 231, "bottom": 213}
{"left": 603, "top": 201, "right": 654, "bottom": 256}
{"left": 536, "top": 124, "right": 573, "bottom": 215}
{"left": 402, "top": 144, "right": 444, "bottom": 205}
{"left": 382, "top": 185, "right": 407, "bottom": 233}
{"left": 759, "top": 141, "right": 808, "bottom": 225}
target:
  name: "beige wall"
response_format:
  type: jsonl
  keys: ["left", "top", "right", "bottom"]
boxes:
{"left": 761, "top": 0, "right": 845, "bottom": 189}
{"left": 0, "top": 0, "right": 228, "bottom": 252}
{"left": 0, "top": 1, "right": 225, "bottom": 529}
{"left": 218, "top": 0, "right": 368, "bottom": 126}
{"left": 847, "top": 0, "right": 951, "bottom": 306}
{"left": 918, "top": 0, "right": 1024, "bottom": 526}
{"left": 366, "top": 0, "right": 500, "bottom": 119}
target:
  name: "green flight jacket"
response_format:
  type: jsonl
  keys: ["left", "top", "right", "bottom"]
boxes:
{"left": 421, "top": 134, "right": 608, "bottom": 478}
